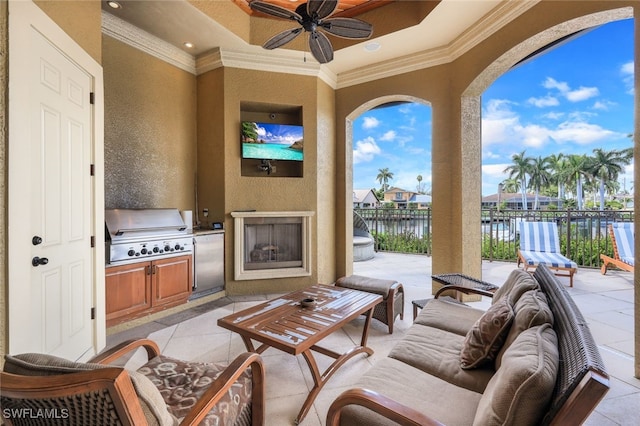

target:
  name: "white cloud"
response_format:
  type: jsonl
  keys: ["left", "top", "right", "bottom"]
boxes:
{"left": 621, "top": 61, "right": 634, "bottom": 94}
{"left": 362, "top": 117, "right": 380, "bottom": 129}
{"left": 482, "top": 97, "right": 624, "bottom": 149}
{"left": 542, "top": 111, "right": 564, "bottom": 120}
{"left": 542, "top": 77, "right": 599, "bottom": 102}
{"left": 527, "top": 95, "right": 559, "bottom": 108}
{"left": 552, "top": 121, "right": 619, "bottom": 145}
{"left": 380, "top": 130, "right": 396, "bottom": 141}
{"left": 566, "top": 86, "right": 599, "bottom": 102}
{"left": 543, "top": 77, "right": 569, "bottom": 92}
{"left": 353, "top": 137, "right": 381, "bottom": 164}
{"left": 482, "top": 163, "right": 511, "bottom": 179}
{"left": 592, "top": 100, "right": 616, "bottom": 111}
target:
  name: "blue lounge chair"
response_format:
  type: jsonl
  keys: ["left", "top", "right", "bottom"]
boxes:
{"left": 600, "top": 222, "right": 634, "bottom": 274}
{"left": 517, "top": 221, "right": 577, "bottom": 286}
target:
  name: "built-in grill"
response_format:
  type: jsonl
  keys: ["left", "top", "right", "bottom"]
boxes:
{"left": 105, "top": 208, "right": 193, "bottom": 265}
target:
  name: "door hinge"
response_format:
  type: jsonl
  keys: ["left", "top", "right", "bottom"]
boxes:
{"left": 91, "top": 307, "right": 96, "bottom": 320}
{"left": 89, "top": 92, "right": 95, "bottom": 104}
{"left": 90, "top": 236, "right": 95, "bottom": 248}
{"left": 90, "top": 164, "right": 95, "bottom": 176}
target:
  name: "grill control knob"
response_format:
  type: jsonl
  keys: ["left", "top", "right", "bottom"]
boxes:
{"left": 128, "top": 249, "right": 135, "bottom": 257}
{"left": 164, "top": 245, "right": 171, "bottom": 252}
{"left": 141, "top": 248, "right": 148, "bottom": 254}
{"left": 174, "top": 244, "right": 181, "bottom": 250}
{"left": 153, "top": 247, "right": 159, "bottom": 253}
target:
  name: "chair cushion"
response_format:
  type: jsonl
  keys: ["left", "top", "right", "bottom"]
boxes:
{"left": 473, "top": 324, "right": 558, "bottom": 426}
{"left": 519, "top": 250, "right": 578, "bottom": 269}
{"left": 460, "top": 298, "right": 514, "bottom": 369}
{"left": 138, "top": 355, "right": 252, "bottom": 426}
{"left": 3, "top": 353, "right": 177, "bottom": 426}
{"left": 335, "top": 275, "right": 397, "bottom": 299}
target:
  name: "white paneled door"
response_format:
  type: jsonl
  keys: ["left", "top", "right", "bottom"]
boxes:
{"left": 8, "top": 1, "right": 104, "bottom": 360}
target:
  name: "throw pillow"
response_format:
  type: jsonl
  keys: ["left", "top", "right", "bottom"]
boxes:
{"left": 460, "top": 298, "right": 514, "bottom": 369}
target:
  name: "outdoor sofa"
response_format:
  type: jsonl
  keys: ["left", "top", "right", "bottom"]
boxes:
{"left": 327, "top": 264, "right": 609, "bottom": 426}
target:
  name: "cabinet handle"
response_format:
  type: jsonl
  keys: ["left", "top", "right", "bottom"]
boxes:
{"left": 153, "top": 265, "right": 158, "bottom": 275}
{"left": 146, "top": 265, "right": 151, "bottom": 276}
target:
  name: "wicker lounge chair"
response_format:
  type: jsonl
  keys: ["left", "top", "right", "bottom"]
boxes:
{"left": 601, "top": 222, "right": 634, "bottom": 274}
{"left": 517, "top": 221, "right": 577, "bottom": 287}
{"left": 0, "top": 339, "right": 265, "bottom": 425}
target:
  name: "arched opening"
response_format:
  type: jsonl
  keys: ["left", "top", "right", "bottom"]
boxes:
{"left": 345, "top": 95, "right": 431, "bottom": 274}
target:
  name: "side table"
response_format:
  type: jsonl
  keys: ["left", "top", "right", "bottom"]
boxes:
{"left": 413, "top": 273, "right": 499, "bottom": 319}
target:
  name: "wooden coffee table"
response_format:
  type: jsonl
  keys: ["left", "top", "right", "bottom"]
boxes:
{"left": 217, "top": 284, "right": 382, "bottom": 424}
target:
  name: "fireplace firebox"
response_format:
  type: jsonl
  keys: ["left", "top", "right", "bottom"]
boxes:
{"left": 231, "top": 211, "right": 314, "bottom": 280}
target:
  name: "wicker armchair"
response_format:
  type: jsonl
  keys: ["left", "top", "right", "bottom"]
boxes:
{"left": 0, "top": 338, "right": 265, "bottom": 426}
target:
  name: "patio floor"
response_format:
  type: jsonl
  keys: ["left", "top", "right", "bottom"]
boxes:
{"left": 106, "top": 252, "right": 639, "bottom": 425}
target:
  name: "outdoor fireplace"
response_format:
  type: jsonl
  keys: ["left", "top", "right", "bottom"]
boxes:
{"left": 231, "top": 211, "right": 314, "bottom": 280}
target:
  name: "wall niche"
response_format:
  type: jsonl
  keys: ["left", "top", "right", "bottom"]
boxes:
{"left": 240, "top": 102, "right": 304, "bottom": 178}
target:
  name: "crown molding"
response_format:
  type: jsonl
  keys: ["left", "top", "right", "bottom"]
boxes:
{"left": 101, "top": 12, "right": 196, "bottom": 74}
{"left": 336, "top": 0, "right": 539, "bottom": 88}
{"left": 195, "top": 48, "right": 338, "bottom": 87}
{"left": 101, "top": 1, "right": 537, "bottom": 88}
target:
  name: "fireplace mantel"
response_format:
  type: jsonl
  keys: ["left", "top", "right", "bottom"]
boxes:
{"left": 231, "top": 211, "right": 314, "bottom": 280}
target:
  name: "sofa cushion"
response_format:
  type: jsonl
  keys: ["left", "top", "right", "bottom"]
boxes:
{"left": 138, "top": 355, "right": 252, "bottom": 426}
{"left": 413, "top": 298, "right": 485, "bottom": 336}
{"left": 340, "top": 357, "right": 483, "bottom": 426}
{"left": 495, "top": 289, "right": 554, "bottom": 370}
{"left": 4, "top": 353, "right": 177, "bottom": 426}
{"left": 389, "top": 324, "right": 494, "bottom": 393}
{"left": 460, "top": 298, "right": 514, "bottom": 369}
{"left": 473, "top": 324, "right": 559, "bottom": 426}
{"left": 492, "top": 269, "right": 539, "bottom": 306}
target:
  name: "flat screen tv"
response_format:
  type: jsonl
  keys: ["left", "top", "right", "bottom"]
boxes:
{"left": 241, "top": 121, "right": 303, "bottom": 162}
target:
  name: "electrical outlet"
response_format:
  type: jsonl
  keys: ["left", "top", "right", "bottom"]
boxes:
{"left": 203, "top": 208, "right": 209, "bottom": 217}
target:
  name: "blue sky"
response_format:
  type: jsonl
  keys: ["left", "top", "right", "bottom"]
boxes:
{"left": 352, "top": 18, "right": 634, "bottom": 197}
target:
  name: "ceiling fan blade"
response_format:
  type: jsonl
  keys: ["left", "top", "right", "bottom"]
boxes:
{"left": 307, "top": 0, "right": 338, "bottom": 20}
{"left": 263, "top": 27, "right": 303, "bottom": 50}
{"left": 322, "top": 17, "right": 373, "bottom": 39}
{"left": 308, "top": 31, "right": 333, "bottom": 63}
{"left": 249, "top": 1, "right": 302, "bottom": 21}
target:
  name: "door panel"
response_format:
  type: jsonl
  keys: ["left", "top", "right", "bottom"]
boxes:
{"left": 29, "top": 28, "right": 93, "bottom": 360}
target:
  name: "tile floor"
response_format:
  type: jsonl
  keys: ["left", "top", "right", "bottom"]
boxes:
{"left": 105, "top": 252, "right": 639, "bottom": 425}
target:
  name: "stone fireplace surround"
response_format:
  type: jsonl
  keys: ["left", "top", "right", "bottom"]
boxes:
{"left": 231, "top": 211, "right": 314, "bottom": 280}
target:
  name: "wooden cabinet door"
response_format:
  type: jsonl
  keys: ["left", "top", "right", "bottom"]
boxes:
{"left": 152, "top": 255, "right": 193, "bottom": 307}
{"left": 105, "top": 262, "right": 151, "bottom": 326}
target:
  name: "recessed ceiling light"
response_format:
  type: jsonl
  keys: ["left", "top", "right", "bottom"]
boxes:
{"left": 107, "top": 1, "right": 122, "bottom": 9}
{"left": 364, "top": 42, "right": 381, "bottom": 52}
{"left": 184, "top": 42, "right": 194, "bottom": 49}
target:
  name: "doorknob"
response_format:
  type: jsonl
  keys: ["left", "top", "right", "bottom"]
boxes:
{"left": 32, "top": 236, "right": 43, "bottom": 245}
{"left": 32, "top": 256, "right": 49, "bottom": 267}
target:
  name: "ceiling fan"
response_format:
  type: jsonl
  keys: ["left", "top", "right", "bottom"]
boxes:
{"left": 249, "top": 0, "right": 374, "bottom": 64}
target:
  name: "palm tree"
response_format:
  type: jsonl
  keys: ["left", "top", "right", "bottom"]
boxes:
{"left": 500, "top": 177, "right": 520, "bottom": 193}
{"left": 589, "top": 148, "right": 632, "bottom": 211}
{"left": 546, "top": 153, "right": 569, "bottom": 208}
{"left": 416, "top": 175, "right": 423, "bottom": 194}
{"left": 565, "top": 154, "right": 590, "bottom": 210}
{"left": 503, "top": 150, "right": 532, "bottom": 210}
{"left": 376, "top": 168, "right": 394, "bottom": 193}
{"left": 528, "top": 156, "right": 551, "bottom": 210}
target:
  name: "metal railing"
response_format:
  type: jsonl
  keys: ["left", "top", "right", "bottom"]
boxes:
{"left": 354, "top": 207, "right": 634, "bottom": 268}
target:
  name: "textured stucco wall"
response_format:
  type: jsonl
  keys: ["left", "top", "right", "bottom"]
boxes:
{"left": 103, "top": 36, "right": 197, "bottom": 211}
{"left": 34, "top": 0, "right": 102, "bottom": 64}
{"left": 197, "top": 67, "right": 327, "bottom": 295}
{"left": 1, "top": 0, "right": 8, "bottom": 365}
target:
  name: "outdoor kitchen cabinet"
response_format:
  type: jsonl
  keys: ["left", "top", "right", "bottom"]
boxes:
{"left": 105, "top": 254, "right": 193, "bottom": 327}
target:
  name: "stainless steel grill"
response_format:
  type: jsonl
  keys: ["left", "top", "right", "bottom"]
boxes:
{"left": 105, "top": 208, "right": 193, "bottom": 265}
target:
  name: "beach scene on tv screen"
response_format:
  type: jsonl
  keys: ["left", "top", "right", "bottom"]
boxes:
{"left": 241, "top": 121, "right": 303, "bottom": 161}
